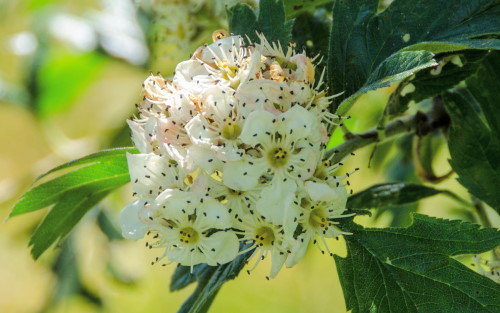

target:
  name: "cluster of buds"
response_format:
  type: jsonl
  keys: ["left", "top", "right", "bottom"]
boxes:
{"left": 120, "top": 31, "right": 353, "bottom": 278}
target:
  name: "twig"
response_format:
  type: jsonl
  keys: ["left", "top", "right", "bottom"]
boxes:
{"left": 327, "top": 98, "right": 450, "bottom": 164}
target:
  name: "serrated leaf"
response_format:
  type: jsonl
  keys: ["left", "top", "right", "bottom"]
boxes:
{"left": 177, "top": 248, "right": 253, "bottom": 313}
{"left": 283, "top": 0, "right": 332, "bottom": 18}
{"left": 328, "top": 0, "right": 500, "bottom": 113}
{"left": 347, "top": 183, "right": 442, "bottom": 210}
{"left": 228, "top": 0, "right": 294, "bottom": 47}
{"left": 388, "top": 51, "right": 488, "bottom": 116}
{"left": 292, "top": 10, "right": 331, "bottom": 58}
{"left": 336, "top": 214, "right": 500, "bottom": 313}
{"left": 443, "top": 52, "right": 500, "bottom": 213}
{"left": 29, "top": 190, "right": 108, "bottom": 259}
{"left": 335, "top": 51, "right": 437, "bottom": 115}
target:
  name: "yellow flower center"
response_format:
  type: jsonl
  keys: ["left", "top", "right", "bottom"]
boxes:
{"left": 179, "top": 227, "right": 199, "bottom": 245}
{"left": 309, "top": 208, "right": 327, "bottom": 229}
{"left": 255, "top": 226, "right": 275, "bottom": 247}
{"left": 267, "top": 147, "right": 289, "bottom": 168}
{"left": 221, "top": 120, "right": 241, "bottom": 140}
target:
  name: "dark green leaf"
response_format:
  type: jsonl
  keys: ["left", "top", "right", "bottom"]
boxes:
{"left": 227, "top": 3, "right": 257, "bottom": 40}
{"left": 292, "top": 10, "right": 331, "bottom": 58}
{"left": 170, "top": 264, "right": 212, "bottom": 292}
{"left": 347, "top": 183, "right": 442, "bottom": 210}
{"left": 177, "top": 248, "right": 254, "bottom": 313}
{"left": 228, "top": 0, "right": 294, "bottom": 46}
{"left": 29, "top": 190, "right": 108, "bottom": 259}
{"left": 336, "top": 214, "right": 500, "bottom": 313}
{"left": 328, "top": 0, "right": 500, "bottom": 113}
{"left": 388, "top": 51, "right": 488, "bottom": 116}
{"left": 284, "top": 0, "right": 332, "bottom": 18}
{"left": 335, "top": 51, "right": 437, "bottom": 115}
{"left": 443, "top": 52, "right": 500, "bottom": 213}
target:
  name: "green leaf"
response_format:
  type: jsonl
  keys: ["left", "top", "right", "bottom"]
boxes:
{"left": 10, "top": 148, "right": 136, "bottom": 217}
{"left": 228, "top": 0, "right": 294, "bottom": 46}
{"left": 292, "top": 10, "right": 331, "bottom": 58}
{"left": 170, "top": 264, "right": 212, "bottom": 292}
{"left": 177, "top": 248, "right": 253, "bottom": 313}
{"left": 347, "top": 183, "right": 442, "bottom": 210}
{"left": 37, "top": 51, "right": 106, "bottom": 118}
{"left": 36, "top": 147, "right": 137, "bottom": 181}
{"left": 328, "top": 0, "right": 500, "bottom": 113}
{"left": 29, "top": 190, "right": 109, "bottom": 259}
{"left": 336, "top": 214, "right": 500, "bottom": 313}
{"left": 388, "top": 51, "right": 488, "bottom": 116}
{"left": 283, "top": 0, "right": 332, "bottom": 18}
{"left": 443, "top": 52, "right": 500, "bottom": 213}
{"left": 335, "top": 51, "right": 437, "bottom": 115}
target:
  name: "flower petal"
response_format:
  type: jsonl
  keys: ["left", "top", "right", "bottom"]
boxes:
{"left": 201, "top": 231, "right": 239, "bottom": 266}
{"left": 120, "top": 200, "right": 149, "bottom": 240}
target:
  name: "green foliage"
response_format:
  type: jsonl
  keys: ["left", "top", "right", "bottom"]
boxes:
{"left": 388, "top": 51, "right": 488, "bottom": 116}
{"left": 228, "top": 0, "right": 294, "bottom": 46}
{"left": 175, "top": 248, "right": 254, "bottom": 313}
{"left": 335, "top": 51, "right": 437, "bottom": 115}
{"left": 443, "top": 52, "right": 500, "bottom": 214}
{"left": 335, "top": 214, "right": 500, "bottom": 313}
{"left": 327, "top": 0, "right": 500, "bottom": 114}
{"left": 283, "top": 0, "right": 332, "bottom": 18}
{"left": 37, "top": 51, "right": 106, "bottom": 118}
{"left": 10, "top": 148, "right": 136, "bottom": 258}
{"left": 347, "top": 183, "right": 442, "bottom": 210}
{"left": 292, "top": 11, "right": 331, "bottom": 58}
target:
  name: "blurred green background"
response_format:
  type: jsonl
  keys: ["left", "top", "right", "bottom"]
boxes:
{"left": 0, "top": 1, "right": 496, "bottom": 313}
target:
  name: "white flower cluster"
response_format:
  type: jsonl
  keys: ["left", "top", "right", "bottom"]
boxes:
{"left": 120, "top": 32, "right": 352, "bottom": 278}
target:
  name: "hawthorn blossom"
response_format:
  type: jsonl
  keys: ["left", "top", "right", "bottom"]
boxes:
{"left": 120, "top": 30, "right": 352, "bottom": 277}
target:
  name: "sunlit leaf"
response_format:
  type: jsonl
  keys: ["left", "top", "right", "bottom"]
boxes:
{"left": 336, "top": 214, "right": 500, "bottom": 313}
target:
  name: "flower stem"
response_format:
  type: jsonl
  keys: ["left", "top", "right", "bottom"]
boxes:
{"left": 327, "top": 97, "right": 450, "bottom": 164}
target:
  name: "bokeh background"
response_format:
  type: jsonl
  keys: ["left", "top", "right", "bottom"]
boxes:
{"left": 1, "top": 1, "right": 497, "bottom": 313}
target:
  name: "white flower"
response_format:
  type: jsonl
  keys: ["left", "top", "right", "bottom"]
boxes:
{"left": 286, "top": 181, "right": 351, "bottom": 267}
{"left": 121, "top": 31, "right": 354, "bottom": 277}
{"left": 222, "top": 105, "right": 319, "bottom": 190}
{"left": 236, "top": 213, "right": 291, "bottom": 279}
{"left": 127, "top": 153, "right": 186, "bottom": 197}
{"left": 147, "top": 190, "right": 240, "bottom": 267}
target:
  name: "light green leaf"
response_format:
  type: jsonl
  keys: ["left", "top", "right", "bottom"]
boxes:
{"left": 283, "top": 0, "right": 332, "bottom": 18}
{"left": 443, "top": 52, "right": 500, "bottom": 213}
{"left": 29, "top": 190, "right": 109, "bottom": 259}
{"left": 37, "top": 51, "right": 106, "bottom": 118}
{"left": 228, "top": 0, "right": 294, "bottom": 47}
{"left": 10, "top": 148, "right": 135, "bottom": 217}
{"left": 328, "top": 0, "right": 500, "bottom": 113}
{"left": 336, "top": 214, "right": 500, "bottom": 313}
{"left": 36, "top": 147, "right": 137, "bottom": 181}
